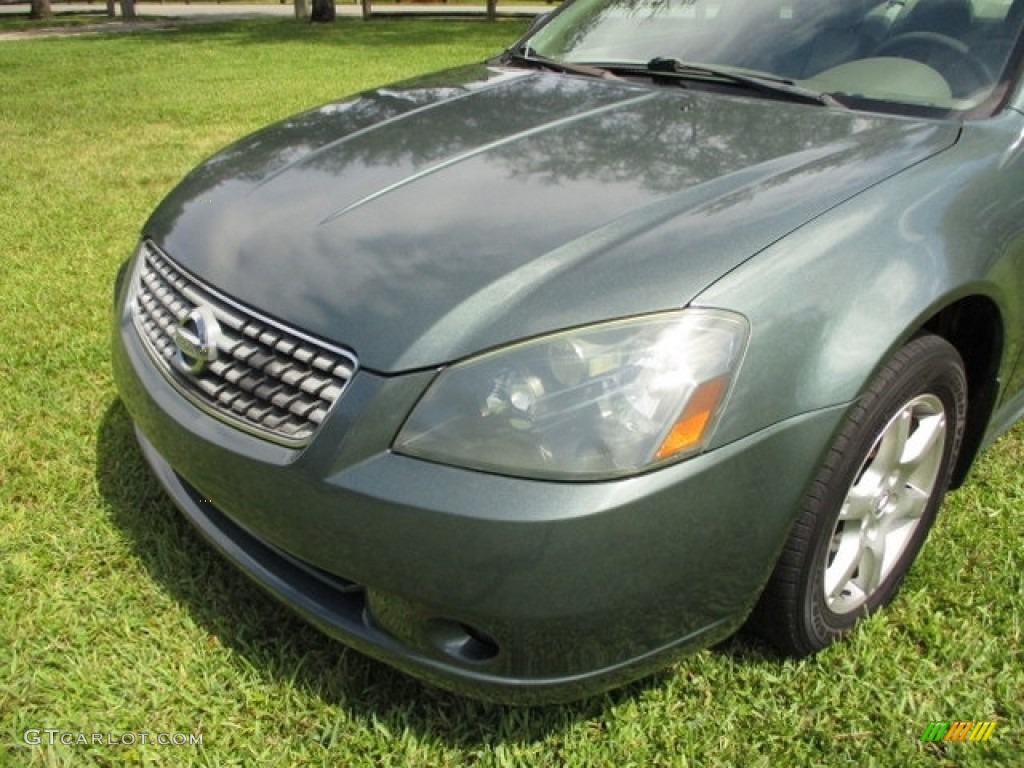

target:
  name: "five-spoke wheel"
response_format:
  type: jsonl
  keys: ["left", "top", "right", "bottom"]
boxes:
{"left": 751, "top": 334, "right": 967, "bottom": 656}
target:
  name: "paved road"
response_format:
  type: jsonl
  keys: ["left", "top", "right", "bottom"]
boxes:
{"left": 0, "top": 1, "right": 553, "bottom": 18}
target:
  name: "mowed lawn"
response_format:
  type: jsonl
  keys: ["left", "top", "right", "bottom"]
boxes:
{"left": 1, "top": 17, "right": 1022, "bottom": 767}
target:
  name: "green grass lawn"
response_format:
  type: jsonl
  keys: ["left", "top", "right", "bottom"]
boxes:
{"left": 1, "top": 17, "right": 1021, "bottom": 767}
{"left": 0, "top": 0, "right": 550, "bottom": 32}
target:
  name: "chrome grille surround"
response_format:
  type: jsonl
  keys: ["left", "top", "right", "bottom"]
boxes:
{"left": 129, "top": 241, "right": 358, "bottom": 447}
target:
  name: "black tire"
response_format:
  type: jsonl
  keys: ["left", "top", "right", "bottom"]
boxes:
{"left": 750, "top": 334, "right": 967, "bottom": 657}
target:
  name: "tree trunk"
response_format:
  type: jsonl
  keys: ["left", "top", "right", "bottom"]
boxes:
{"left": 310, "top": 0, "right": 335, "bottom": 22}
{"left": 106, "top": 0, "right": 116, "bottom": 17}
{"left": 29, "top": 0, "right": 52, "bottom": 20}
{"left": 120, "top": 0, "right": 137, "bottom": 20}
{"left": 294, "top": 0, "right": 310, "bottom": 19}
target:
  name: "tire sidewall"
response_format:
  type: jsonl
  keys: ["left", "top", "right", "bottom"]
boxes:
{"left": 801, "top": 336, "right": 967, "bottom": 645}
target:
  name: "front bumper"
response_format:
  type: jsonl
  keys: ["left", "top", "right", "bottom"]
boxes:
{"left": 112, "top": 270, "right": 847, "bottom": 703}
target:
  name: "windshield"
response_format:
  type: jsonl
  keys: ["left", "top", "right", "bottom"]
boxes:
{"left": 524, "top": 0, "right": 1024, "bottom": 115}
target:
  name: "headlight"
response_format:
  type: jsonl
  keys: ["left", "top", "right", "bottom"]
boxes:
{"left": 394, "top": 310, "right": 748, "bottom": 480}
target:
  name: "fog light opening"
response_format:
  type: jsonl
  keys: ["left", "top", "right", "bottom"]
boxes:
{"left": 460, "top": 623, "right": 499, "bottom": 661}
{"left": 428, "top": 619, "right": 500, "bottom": 664}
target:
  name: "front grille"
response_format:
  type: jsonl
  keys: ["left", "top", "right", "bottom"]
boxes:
{"left": 130, "top": 241, "right": 357, "bottom": 446}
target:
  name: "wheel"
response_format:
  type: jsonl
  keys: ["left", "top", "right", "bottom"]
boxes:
{"left": 750, "top": 334, "right": 967, "bottom": 657}
{"left": 874, "top": 32, "right": 993, "bottom": 99}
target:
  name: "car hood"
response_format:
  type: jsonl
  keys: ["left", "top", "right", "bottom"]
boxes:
{"left": 146, "top": 64, "right": 958, "bottom": 373}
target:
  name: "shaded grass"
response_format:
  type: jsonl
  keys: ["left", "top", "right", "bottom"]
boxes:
{"left": 1, "top": 16, "right": 1021, "bottom": 767}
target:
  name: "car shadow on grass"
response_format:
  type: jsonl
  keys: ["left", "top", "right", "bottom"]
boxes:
{"left": 95, "top": 397, "right": 775, "bottom": 744}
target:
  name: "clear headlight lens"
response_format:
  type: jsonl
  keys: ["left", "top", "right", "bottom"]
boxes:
{"left": 394, "top": 310, "right": 748, "bottom": 480}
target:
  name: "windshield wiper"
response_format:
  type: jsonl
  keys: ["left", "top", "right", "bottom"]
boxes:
{"left": 611, "top": 57, "right": 846, "bottom": 108}
{"left": 503, "top": 47, "right": 616, "bottom": 80}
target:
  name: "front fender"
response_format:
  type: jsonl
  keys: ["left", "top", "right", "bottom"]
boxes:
{"left": 696, "top": 111, "right": 1024, "bottom": 449}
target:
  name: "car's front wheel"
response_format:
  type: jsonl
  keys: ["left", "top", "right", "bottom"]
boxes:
{"left": 751, "top": 334, "right": 967, "bottom": 656}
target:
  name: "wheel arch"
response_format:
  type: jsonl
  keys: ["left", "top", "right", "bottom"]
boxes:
{"left": 919, "top": 294, "right": 1004, "bottom": 488}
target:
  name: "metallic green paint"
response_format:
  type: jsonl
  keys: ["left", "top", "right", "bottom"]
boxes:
{"left": 112, "top": 17, "right": 1024, "bottom": 700}
{"left": 146, "top": 66, "right": 956, "bottom": 374}
{"left": 113, "top": 297, "right": 847, "bottom": 700}
{"left": 698, "top": 109, "right": 1024, "bottom": 449}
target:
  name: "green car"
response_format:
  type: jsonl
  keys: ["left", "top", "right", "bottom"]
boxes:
{"left": 111, "top": 0, "right": 1024, "bottom": 702}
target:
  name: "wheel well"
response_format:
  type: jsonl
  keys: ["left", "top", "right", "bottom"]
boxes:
{"left": 921, "top": 296, "right": 1003, "bottom": 488}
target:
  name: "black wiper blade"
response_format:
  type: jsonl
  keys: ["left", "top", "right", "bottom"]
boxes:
{"left": 504, "top": 48, "right": 615, "bottom": 80}
{"left": 620, "top": 57, "right": 845, "bottom": 108}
